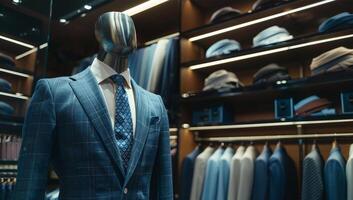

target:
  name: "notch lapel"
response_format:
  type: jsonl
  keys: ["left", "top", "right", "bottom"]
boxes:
{"left": 124, "top": 80, "right": 152, "bottom": 184}
{"left": 69, "top": 69, "right": 125, "bottom": 176}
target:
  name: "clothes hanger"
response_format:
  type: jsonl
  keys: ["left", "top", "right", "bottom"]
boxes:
{"left": 332, "top": 135, "right": 338, "bottom": 149}
{"left": 311, "top": 139, "right": 317, "bottom": 151}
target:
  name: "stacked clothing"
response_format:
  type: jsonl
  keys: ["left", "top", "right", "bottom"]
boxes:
{"left": 0, "top": 53, "right": 15, "bottom": 68}
{"left": 0, "top": 78, "right": 12, "bottom": 93}
{"left": 319, "top": 12, "right": 353, "bottom": 33}
{"left": 206, "top": 39, "right": 241, "bottom": 58}
{"left": 252, "top": 0, "right": 292, "bottom": 12}
{"left": 209, "top": 7, "right": 242, "bottom": 24}
{"left": 294, "top": 95, "right": 336, "bottom": 117}
{"left": 0, "top": 101, "right": 14, "bottom": 116}
{"left": 310, "top": 47, "right": 353, "bottom": 76}
{"left": 253, "top": 26, "right": 293, "bottom": 47}
{"left": 203, "top": 70, "right": 243, "bottom": 92}
{"left": 253, "top": 63, "right": 291, "bottom": 85}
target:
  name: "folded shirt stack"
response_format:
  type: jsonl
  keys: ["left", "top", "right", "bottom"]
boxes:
{"left": 0, "top": 78, "right": 12, "bottom": 93}
{"left": 0, "top": 101, "right": 14, "bottom": 116}
{"left": 310, "top": 47, "right": 353, "bottom": 76}
{"left": 253, "top": 26, "right": 293, "bottom": 47}
{"left": 252, "top": 0, "right": 292, "bottom": 12}
{"left": 203, "top": 69, "right": 243, "bottom": 92}
{"left": 0, "top": 53, "right": 15, "bottom": 68}
{"left": 209, "top": 7, "right": 242, "bottom": 24}
{"left": 319, "top": 12, "right": 353, "bottom": 33}
{"left": 253, "top": 63, "right": 291, "bottom": 85}
{"left": 206, "top": 39, "right": 241, "bottom": 58}
{"left": 294, "top": 96, "right": 336, "bottom": 117}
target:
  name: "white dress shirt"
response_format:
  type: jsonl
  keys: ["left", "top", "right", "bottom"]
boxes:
{"left": 90, "top": 58, "right": 136, "bottom": 136}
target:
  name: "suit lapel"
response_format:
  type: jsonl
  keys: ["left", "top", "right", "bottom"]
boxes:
{"left": 124, "top": 80, "right": 152, "bottom": 184}
{"left": 69, "top": 68, "right": 126, "bottom": 175}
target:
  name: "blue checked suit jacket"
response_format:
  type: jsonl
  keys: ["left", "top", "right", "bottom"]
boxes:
{"left": 14, "top": 68, "right": 173, "bottom": 200}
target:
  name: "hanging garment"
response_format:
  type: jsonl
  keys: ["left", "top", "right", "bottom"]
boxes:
{"left": 209, "top": 7, "right": 242, "bottom": 24}
{"left": 203, "top": 70, "right": 243, "bottom": 92}
{"left": 228, "top": 146, "right": 245, "bottom": 200}
{"left": 251, "top": 144, "right": 272, "bottom": 200}
{"left": 190, "top": 146, "right": 215, "bottom": 200}
{"left": 180, "top": 147, "right": 201, "bottom": 200}
{"left": 346, "top": 144, "right": 353, "bottom": 200}
{"left": 253, "top": 26, "right": 293, "bottom": 47}
{"left": 319, "top": 12, "right": 353, "bottom": 33}
{"left": 310, "top": 47, "right": 353, "bottom": 76}
{"left": 237, "top": 146, "right": 257, "bottom": 200}
{"left": 301, "top": 145, "right": 324, "bottom": 200}
{"left": 206, "top": 39, "right": 241, "bottom": 58}
{"left": 324, "top": 146, "right": 346, "bottom": 200}
{"left": 268, "top": 145, "right": 298, "bottom": 200}
{"left": 217, "top": 147, "right": 235, "bottom": 200}
{"left": 202, "top": 147, "right": 224, "bottom": 200}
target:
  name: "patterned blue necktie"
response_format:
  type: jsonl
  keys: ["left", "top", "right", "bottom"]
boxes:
{"left": 111, "top": 74, "right": 133, "bottom": 171}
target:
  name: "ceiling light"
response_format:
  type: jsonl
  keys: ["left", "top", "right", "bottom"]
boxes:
{"left": 12, "top": 0, "right": 22, "bottom": 4}
{"left": 188, "top": 0, "right": 335, "bottom": 42}
{"left": 123, "top": 0, "right": 169, "bottom": 16}
{"left": 0, "top": 13, "right": 4, "bottom": 17}
{"left": 60, "top": 19, "right": 67, "bottom": 23}
{"left": 189, "top": 33, "right": 353, "bottom": 70}
{"left": 81, "top": 13, "right": 87, "bottom": 18}
{"left": 84, "top": 5, "right": 92, "bottom": 10}
{"left": 0, "top": 35, "right": 35, "bottom": 49}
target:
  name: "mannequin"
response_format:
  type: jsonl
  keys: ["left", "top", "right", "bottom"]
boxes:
{"left": 95, "top": 12, "right": 137, "bottom": 73}
{"left": 14, "top": 12, "right": 173, "bottom": 200}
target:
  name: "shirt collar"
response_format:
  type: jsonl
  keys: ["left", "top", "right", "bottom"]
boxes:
{"left": 90, "top": 58, "right": 132, "bottom": 88}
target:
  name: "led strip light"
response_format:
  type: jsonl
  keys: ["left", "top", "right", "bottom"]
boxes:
{"left": 144, "top": 32, "right": 180, "bottom": 45}
{"left": 123, "top": 0, "right": 169, "bottom": 16}
{"left": 188, "top": 0, "right": 336, "bottom": 42}
{"left": 0, "top": 34, "right": 39, "bottom": 60}
{"left": 189, "top": 33, "right": 353, "bottom": 70}
{"left": 0, "top": 91, "right": 29, "bottom": 100}
{"left": 0, "top": 68, "right": 32, "bottom": 78}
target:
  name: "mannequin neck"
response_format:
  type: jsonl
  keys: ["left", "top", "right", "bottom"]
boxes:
{"left": 97, "top": 49, "right": 128, "bottom": 73}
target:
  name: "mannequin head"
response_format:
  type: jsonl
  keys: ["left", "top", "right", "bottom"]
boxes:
{"left": 95, "top": 12, "right": 137, "bottom": 57}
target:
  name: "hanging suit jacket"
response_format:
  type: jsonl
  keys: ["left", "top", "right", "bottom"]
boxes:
{"left": 301, "top": 146, "right": 324, "bottom": 200}
{"left": 201, "top": 147, "right": 224, "bottom": 200}
{"left": 14, "top": 68, "right": 173, "bottom": 200}
{"left": 251, "top": 145, "right": 272, "bottom": 200}
{"left": 347, "top": 144, "right": 353, "bottom": 200}
{"left": 216, "top": 147, "right": 234, "bottom": 200}
{"left": 180, "top": 147, "right": 200, "bottom": 200}
{"left": 228, "top": 146, "right": 245, "bottom": 200}
{"left": 237, "top": 146, "right": 257, "bottom": 200}
{"left": 324, "top": 147, "right": 346, "bottom": 200}
{"left": 268, "top": 145, "right": 298, "bottom": 200}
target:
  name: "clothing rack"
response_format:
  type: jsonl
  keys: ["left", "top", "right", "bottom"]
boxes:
{"left": 194, "top": 132, "right": 353, "bottom": 143}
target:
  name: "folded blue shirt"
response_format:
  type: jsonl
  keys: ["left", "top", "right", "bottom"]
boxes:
{"left": 0, "top": 78, "right": 12, "bottom": 92}
{"left": 0, "top": 101, "right": 14, "bottom": 116}
{"left": 253, "top": 26, "right": 293, "bottom": 47}
{"left": 294, "top": 95, "right": 320, "bottom": 111}
{"left": 206, "top": 39, "right": 241, "bottom": 58}
{"left": 319, "top": 12, "right": 353, "bottom": 33}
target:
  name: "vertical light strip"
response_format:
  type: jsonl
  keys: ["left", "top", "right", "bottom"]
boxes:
{"left": 123, "top": 0, "right": 169, "bottom": 16}
{"left": 189, "top": 33, "right": 353, "bottom": 70}
{"left": 188, "top": 0, "right": 336, "bottom": 41}
{"left": 144, "top": 32, "right": 180, "bottom": 45}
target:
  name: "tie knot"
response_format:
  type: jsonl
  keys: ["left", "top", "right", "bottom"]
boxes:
{"left": 111, "top": 75, "right": 125, "bottom": 86}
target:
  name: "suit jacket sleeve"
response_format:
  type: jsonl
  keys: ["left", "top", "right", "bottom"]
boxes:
{"left": 14, "top": 79, "right": 56, "bottom": 200}
{"left": 150, "top": 96, "right": 173, "bottom": 200}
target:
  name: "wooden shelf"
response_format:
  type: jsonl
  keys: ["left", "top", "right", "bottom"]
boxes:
{"left": 181, "top": 70, "right": 353, "bottom": 104}
{"left": 181, "top": 29, "right": 353, "bottom": 72}
{"left": 186, "top": 116, "right": 353, "bottom": 131}
{"left": 0, "top": 64, "right": 34, "bottom": 78}
{"left": 182, "top": 0, "right": 352, "bottom": 48}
